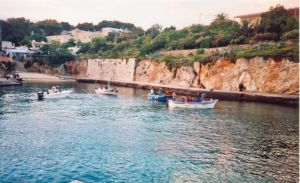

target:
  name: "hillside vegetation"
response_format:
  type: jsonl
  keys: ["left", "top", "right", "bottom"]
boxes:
{"left": 1, "top": 5, "right": 298, "bottom": 67}
{"left": 78, "top": 5, "right": 299, "bottom": 62}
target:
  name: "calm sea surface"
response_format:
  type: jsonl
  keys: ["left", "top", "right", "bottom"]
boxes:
{"left": 0, "top": 83, "right": 298, "bottom": 183}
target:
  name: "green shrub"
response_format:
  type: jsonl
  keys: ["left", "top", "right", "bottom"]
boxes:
{"left": 196, "top": 48, "right": 205, "bottom": 54}
{"left": 159, "top": 55, "right": 176, "bottom": 62}
{"left": 230, "top": 35, "right": 247, "bottom": 44}
{"left": 252, "top": 32, "right": 279, "bottom": 42}
{"left": 281, "top": 29, "right": 299, "bottom": 41}
{"left": 198, "top": 36, "right": 212, "bottom": 48}
{"left": 234, "top": 43, "right": 298, "bottom": 60}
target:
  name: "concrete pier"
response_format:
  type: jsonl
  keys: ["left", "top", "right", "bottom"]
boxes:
{"left": 77, "top": 78, "right": 299, "bottom": 107}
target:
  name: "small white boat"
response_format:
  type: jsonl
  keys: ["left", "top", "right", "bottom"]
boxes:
{"left": 95, "top": 87, "right": 117, "bottom": 96}
{"left": 168, "top": 99, "right": 218, "bottom": 109}
{"left": 95, "top": 82, "right": 118, "bottom": 96}
{"left": 37, "top": 88, "right": 74, "bottom": 100}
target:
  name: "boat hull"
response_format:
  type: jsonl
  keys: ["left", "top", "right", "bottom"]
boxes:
{"left": 168, "top": 99, "right": 218, "bottom": 109}
{"left": 42, "top": 89, "right": 74, "bottom": 99}
{"left": 148, "top": 94, "right": 172, "bottom": 102}
{"left": 95, "top": 88, "right": 117, "bottom": 96}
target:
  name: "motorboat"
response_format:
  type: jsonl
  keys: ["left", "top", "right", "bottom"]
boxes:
{"left": 37, "top": 87, "right": 74, "bottom": 100}
{"left": 167, "top": 99, "right": 218, "bottom": 109}
{"left": 95, "top": 82, "right": 118, "bottom": 96}
{"left": 148, "top": 93, "right": 172, "bottom": 102}
{"left": 148, "top": 89, "right": 173, "bottom": 102}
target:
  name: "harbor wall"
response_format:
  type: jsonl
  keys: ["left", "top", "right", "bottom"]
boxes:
{"left": 86, "top": 58, "right": 136, "bottom": 82}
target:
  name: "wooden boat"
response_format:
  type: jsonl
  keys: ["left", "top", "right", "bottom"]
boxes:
{"left": 167, "top": 99, "right": 218, "bottom": 109}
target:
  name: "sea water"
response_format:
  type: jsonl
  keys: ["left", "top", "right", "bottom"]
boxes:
{"left": 0, "top": 83, "right": 298, "bottom": 182}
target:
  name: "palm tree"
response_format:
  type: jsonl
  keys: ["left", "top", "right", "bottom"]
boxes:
{"left": 214, "top": 13, "right": 228, "bottom": 21}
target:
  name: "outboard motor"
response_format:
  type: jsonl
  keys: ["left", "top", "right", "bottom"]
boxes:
{"left": 37, "top": 91, "right": 44, "bottom": 101}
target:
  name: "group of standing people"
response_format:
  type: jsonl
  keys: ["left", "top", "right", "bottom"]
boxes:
{"left": 150, "top": 88, "right": 164, "bottom": 95}
{"left": 150, "top": 88, "right": 207, "bottom": 103}
{"left": 176, "top": 92, "right": 206, "bottom": 103}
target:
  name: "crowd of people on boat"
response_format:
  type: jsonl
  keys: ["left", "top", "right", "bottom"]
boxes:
{"left": 150, "top": 88, "right": 164, "bottom": 95}
{"left": 98, "top": 85, "right": 109, "bottom": 90}
{"left": 50, "top": 86, "right": 61, "bottom": 93}
{"left": 150, "top": 88, "right": 207, "bottom": 103}
{"left": 174, "top": 92, "right": 207, "bottom": 103}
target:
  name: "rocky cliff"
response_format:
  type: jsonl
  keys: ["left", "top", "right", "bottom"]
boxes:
{"left": 135, "top": 57, "right": 299, "bottom": 94}
{"left": 23, "top": 56, "right": 298, "bottom": 95}
{"left": 24, "top": 60, "right": 88, "bottom": 77}
{"left": 59, "top": 60, "right": 88, "bottom": 77}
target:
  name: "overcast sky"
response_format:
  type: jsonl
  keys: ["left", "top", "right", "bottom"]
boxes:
{"left": 0, "top": 0, "right": 298, "bottom": 29}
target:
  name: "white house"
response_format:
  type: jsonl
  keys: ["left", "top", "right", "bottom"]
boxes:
{"left": 101, "top": 28, "right": 130, "bottom": 36}
{"left": 4, "top": 46, "right": 35, "bottom": 60}
{"left": 1, "top": 41, "right": 15, "bottom": 49}
{"left": 47, "top": 28, "right": 105, "bottom": 43}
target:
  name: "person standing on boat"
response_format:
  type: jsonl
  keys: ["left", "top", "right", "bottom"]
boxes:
{"left": 172, "top": 92, "right": 176, "bottom": 100}
{"left": 150, "top": 89, "right": 154, "bottom": 94}
{"left": 158, "top": 88, "right": 163, "bottom": 95}
{"left": 201, "top": 93, "right": 207, "bottom": 101}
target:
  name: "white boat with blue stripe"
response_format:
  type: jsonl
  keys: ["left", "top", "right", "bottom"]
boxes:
{"left": 167, "top": 99, "right": 218, "bottom": 109}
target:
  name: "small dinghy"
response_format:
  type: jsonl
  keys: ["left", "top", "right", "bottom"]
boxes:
{"left": 148, "top": 94, "right": 172, "bottom": 102}
{"left": 37, "top": 86, "right": 74, "bottom": 100}
{"left": 167, "top": 99, "right": 218, "bottom": 109}
{"left": 95, "top": 87, "right": 117, "bottom": 95}
{"left": 148, "top": 89, "right": 173, "bottom": 102}
{"left": 95, "top": 82, "right": 118, "bottom": 96}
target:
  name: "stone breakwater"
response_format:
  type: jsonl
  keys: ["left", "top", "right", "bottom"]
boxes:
{"left": 65, "top": 57, "right": 298, "bottom": 95}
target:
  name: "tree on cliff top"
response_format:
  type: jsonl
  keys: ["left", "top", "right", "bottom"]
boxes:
{"left": 210, "top": 13, "right": 234, "bottom": 29}
{"left": 5, "top": 18, "right": 31, "bottom": 46}
{"left": 208, "top": 13, "right": 239, "bottom": 47}
{"left": 31, "top": 19, "right": 63, "bottom": 36}
{"left": 76, "top": 22, "right": 94, "bottom": 31}
{"left": 146, "top": 24, "right": 162, "bottom": 38}
{"left": 61, "top": 22, "right": 74, "bottom": 31}
{"left": 40, "top": 40, "right": 74, "bottom": 66}
{"left": 256, "top": 5, "right": 298, "bottom": 36}
{"left": 0, "top": 20, "right": 12, "bottom": 42}
{"left": 96, "top": 20, "right": 136, "bottom": 31}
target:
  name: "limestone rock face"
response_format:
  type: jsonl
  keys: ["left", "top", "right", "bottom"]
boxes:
{"left": 27, "top": 62, "right": 53, "bottom": 74}
{"left": 199, "top": 57, "right": 299, "bottom": 94}
{"left": 172, "top": 66, "right": 196, "bottom": 87}
{"left": 62, "top": 60, "right": 88, "bottom": 76}
{"left": 135, "top": 60, "right": 173, "bottom": 85}
{"left": 135, "top": 57, "right": 299, "bottom": 94}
